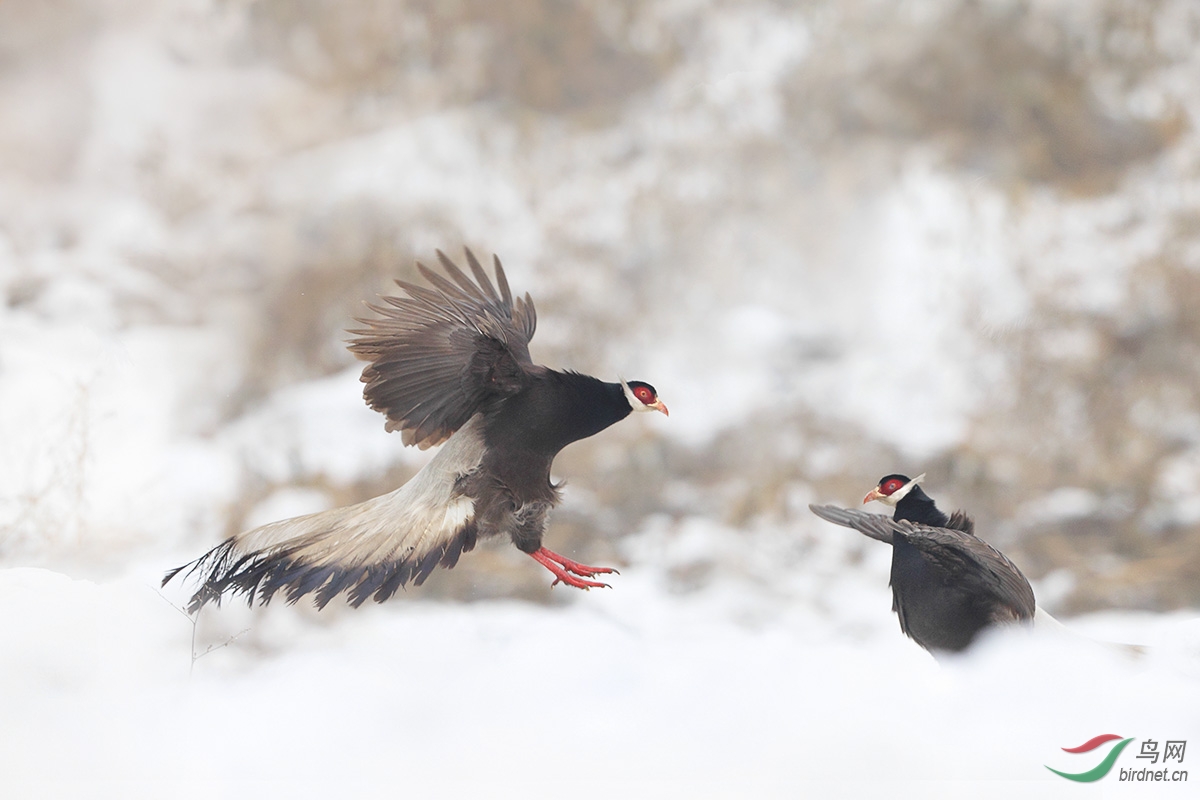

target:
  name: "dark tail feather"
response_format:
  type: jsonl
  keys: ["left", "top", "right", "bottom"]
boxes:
{"left": 160, "top": 526, "right": 479, "bottom": 613}
{"left": 161, "top": 563, "right": 188, "bottom": 588}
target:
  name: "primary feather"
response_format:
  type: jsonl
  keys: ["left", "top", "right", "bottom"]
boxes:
{"left": 348, "top": 249, "right": 537, "bottom": 449}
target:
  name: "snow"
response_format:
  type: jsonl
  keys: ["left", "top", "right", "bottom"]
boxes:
{"left": 2, "top": 562, "right": 1197, "bottom": 799}
{"left": 1019, "top": 488, "right": 1104, "bottom": 524}
{"left": 3, "top": 1, "right": 1200, "bottom": 797}
{"left": 223, "top": 367, "right": 425, "bottom": 487}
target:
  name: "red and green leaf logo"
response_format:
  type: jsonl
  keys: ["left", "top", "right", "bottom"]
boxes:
{"left": 1046, "top": 734, "right": 1135, "bottom": 782}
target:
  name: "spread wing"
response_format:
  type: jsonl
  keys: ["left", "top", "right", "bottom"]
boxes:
{"left": 808, "top": 504, "right": 896, "bottom": 543}
{"left": 348, "top": 248, "right": 539, "bottom": 449}
{"left": 808, "top": 504, "right": 1036, "bottom": 620}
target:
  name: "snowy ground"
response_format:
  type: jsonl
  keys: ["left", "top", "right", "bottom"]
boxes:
{"left": 3, "top": 559, "right": 1199, "bottom": 799}
{"left": 6, "top": 316, "right": 1195, "bottom": 796}
{"left": 4, "top": 1, "right": 1200, "bottom": 797}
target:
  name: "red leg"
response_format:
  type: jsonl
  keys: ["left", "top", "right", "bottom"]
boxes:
{"left": 529, "top": 547, "right": 619, "bottom": 590}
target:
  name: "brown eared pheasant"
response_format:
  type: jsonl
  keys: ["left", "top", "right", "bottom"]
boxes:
{"left": 810, "top": 474, "right": 1035, "bottom": 653}
{"left": 164, "top": 249, "right": 667, "bottom": 612}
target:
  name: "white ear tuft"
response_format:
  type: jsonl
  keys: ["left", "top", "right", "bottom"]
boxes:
{"left": 887, "top": 474, "right": 926, "bottom": 504}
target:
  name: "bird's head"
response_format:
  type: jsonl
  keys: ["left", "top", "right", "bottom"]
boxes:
{"left": 863, "top": 473, "right": 926, "bottom": 506}
{"left": 621, "top": 379, "right": 669, "bottom": 416}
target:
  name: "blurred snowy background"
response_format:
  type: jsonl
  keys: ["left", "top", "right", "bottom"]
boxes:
{"left": 2, "top": 0, "right": 1199, "bottom": 797}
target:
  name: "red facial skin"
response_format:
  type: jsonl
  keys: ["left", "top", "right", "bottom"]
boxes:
{"left": 631, "top": 385, "right": 669, "bottom": 416}
{"left": 863, "top": 477, "right": 906, "bottom": 505}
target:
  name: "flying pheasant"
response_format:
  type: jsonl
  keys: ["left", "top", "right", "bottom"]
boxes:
{"left": 164, "top": 249, "right": 667, "bottom": 612}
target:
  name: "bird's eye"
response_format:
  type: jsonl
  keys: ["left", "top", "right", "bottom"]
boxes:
{"left": 634, "top": 386, "right": 655, "bottom": 404}
{"left": 881, "top": 479, "right": 905, "bottom": 496}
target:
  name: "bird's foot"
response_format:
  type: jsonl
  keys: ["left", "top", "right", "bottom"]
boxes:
{"left": 529, "top": 547, "right": 619, "bottom": 590}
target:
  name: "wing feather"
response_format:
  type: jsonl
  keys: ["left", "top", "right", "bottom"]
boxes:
{"left": 905, "top": 527, "right": 1036, "bottom": 621}
{"left": 808, "top": 504, "right": 895, "bottom": 543}
{"left": 349, "top": 248, "right": 538, "bottom": 449}
{"left": 808, "top": 503, "right": 1035, "bottom": 619}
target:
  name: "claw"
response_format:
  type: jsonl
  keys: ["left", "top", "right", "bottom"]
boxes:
{"left": 530, "top": 547, "right": 618, "bottom": 590}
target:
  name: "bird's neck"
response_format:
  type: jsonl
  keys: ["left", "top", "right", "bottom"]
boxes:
{"left": 554, "top": 373, "right": 632, "bottom": 445}
{"left": 893, "top": 487, "right": 950, "bottom": 527}
{"left": 487, "top": 371, "right": 632, "bottom": 457}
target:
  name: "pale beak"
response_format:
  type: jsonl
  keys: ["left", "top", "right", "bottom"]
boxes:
{"left": 649, "top": 399, "right": 669, "bottom": 417}
{"left": 863, "top": 487, "right": 884, "bottom": 505}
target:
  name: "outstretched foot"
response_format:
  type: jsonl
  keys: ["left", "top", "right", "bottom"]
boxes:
{"left": 529, "top": 547, "right": 620, "bottom": 590}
